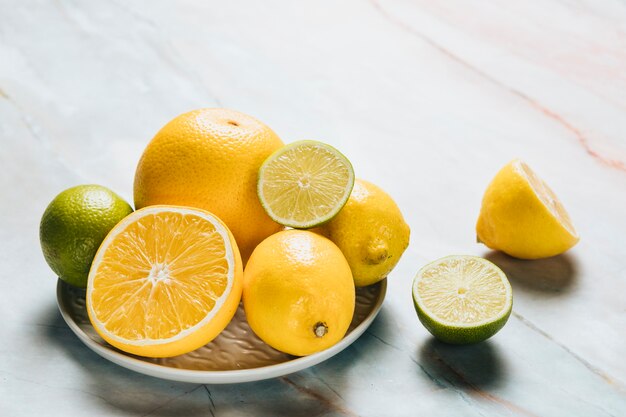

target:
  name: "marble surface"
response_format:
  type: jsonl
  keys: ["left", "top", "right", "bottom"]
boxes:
{"left": 1, "top": 0, "right": 625, "bottom": 416}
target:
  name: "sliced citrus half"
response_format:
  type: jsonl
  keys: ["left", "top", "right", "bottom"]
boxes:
{"left": 476, "top": 159, "right": 579, "bottom": 259}
{"left": 86, "top": 206, "right": 243, "bottom": 358}
{"left": 257, "top": 140, "right": 355, "bottom": 228}
{"left": 412, "top": 255, "right": 512, "bottom": 344}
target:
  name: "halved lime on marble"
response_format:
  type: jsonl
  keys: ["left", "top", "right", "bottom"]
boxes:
{"left": 412, "top": 255, "right": 512, "bottom": 344}
{"left": 257, "top": 140, "right": 355, "bottom": 229}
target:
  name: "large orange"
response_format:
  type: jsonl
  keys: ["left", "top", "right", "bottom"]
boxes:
{"left": 87, "top": 206, "right": 243, "bottom": 357}
{"left": 134, "top": 109, "right": 284, "bottom": 261}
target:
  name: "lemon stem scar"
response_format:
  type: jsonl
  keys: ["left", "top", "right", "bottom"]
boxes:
{"left": 365, "top": 240, "right": 388, "bottom": 265}
{"left": 314, "top": 322, "right": 328, "bottom": 338}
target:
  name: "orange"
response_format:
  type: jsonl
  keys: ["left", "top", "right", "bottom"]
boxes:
{"left": 133, "top": 109, "right": 284, "bottom": 262}
{"left": 86, "top": 206, "right": 243, "bottom": 358}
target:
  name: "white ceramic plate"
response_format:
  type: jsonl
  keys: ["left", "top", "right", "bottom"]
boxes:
{"left": 57, "top": 279, "right": 386, "bottom": 384}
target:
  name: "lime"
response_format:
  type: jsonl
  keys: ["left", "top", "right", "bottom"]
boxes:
{"left": 257, "top": 140, "right": 355, "bottom": 228}
{"left": 40, "top": 185, "right": 133, "bottom": 288}
{"left": 412, "top": 255, "right": 512, "bottom": 344}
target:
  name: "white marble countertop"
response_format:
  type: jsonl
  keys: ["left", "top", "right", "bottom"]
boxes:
{"left": 1, "top": 1, "right": 625, "bottom": 416}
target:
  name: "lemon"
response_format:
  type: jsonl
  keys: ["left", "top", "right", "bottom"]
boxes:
{"left": 40, "top": 185, "right": 133, "bottom": 288}
{"left": 134, "top": 108, "right": 284, "bottom": 262}
{"left": 257, "top": 140, "right": 355, "bottom": 229}
{"left": 243, "top": 230, "right": 355, "bottom": 356}
{"left": 317, "top": 179, "right": 410, "bottom": 287}
{"left": 476, "top": 159, "right": 579, "bottom": 259}
{"left": 412, "top": 255, "right": 512, "bottom": 344}
{"left": 87, "top": 206, "right": 243, "bottom": 358}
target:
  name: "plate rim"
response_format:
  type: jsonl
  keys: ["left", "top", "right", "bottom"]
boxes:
{"left": 56, "top": 279, "right": 387, "bottom": 384}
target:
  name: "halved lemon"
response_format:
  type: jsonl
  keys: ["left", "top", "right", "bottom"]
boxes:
{"left": 476, "top": 159, "right": 579, "bottom": 259}
{"left": 257, "top": 140, "right": 355, "bottom": 228}
{"left": 412, "top": 255, "right": 512, "bottom": 344}
{"left": 86, "top": 206, "right": 243, "bottom": 358}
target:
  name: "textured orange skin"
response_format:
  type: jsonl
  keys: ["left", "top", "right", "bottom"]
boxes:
{"left": 243, "top": 230, "right": 355, "bottom": 356}
{"left": 134, "top": 109, "right": 284, "bottom": 262}
{"left": 87, "top": 206, "right": 244, "bottom": 358}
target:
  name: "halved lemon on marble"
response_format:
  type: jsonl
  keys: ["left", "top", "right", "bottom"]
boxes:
{"left": 412, "top": 255, "right": 512, "bottom": 344}
{"left": 476, "top": 159, "right": 579, "bottom": 259}
{"left": 257, "top": 140, "right": 355, "bottom": 228}
{"left": 86, "top": 206, "right": 243, "bottom": 358}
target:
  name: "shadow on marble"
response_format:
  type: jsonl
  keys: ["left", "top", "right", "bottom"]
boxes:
{"left": 417, "top": 338, "right": 507, "bottom": 391}
{"left": 37, "top": 300, "right": 356, "bottom": 416}
{"left": 485, "top": 251, "right": 578, "bottom": 296}
{"left": 37, "top": 302, "right": 208, "bottom": 415}
{"left": 275, "top": 310, "right": 398, "bottom": 416}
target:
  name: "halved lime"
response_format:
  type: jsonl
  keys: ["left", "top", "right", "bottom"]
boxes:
{"left": 257, "top": 140, "right": 355, "bottom": 228}
{"left": 412, "top": 255, "right": 512, "bottom": 344}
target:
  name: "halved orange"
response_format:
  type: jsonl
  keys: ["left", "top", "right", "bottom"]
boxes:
{"left": 86, "top": 206, "right": 243, "bottom": 358}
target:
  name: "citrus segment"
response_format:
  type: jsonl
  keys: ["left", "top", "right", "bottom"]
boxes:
{"left": 257, "top": 140, "right": 355, "bottom": 228}
{"left": 87, "top": 206, "right": 243, "bottom": 358}
{"left": 412, "top": 255, "right": 512, "bottom": 344}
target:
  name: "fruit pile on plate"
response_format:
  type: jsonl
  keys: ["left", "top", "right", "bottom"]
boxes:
{"left": 40, "top": 109, "right": 410, "bottom": 358}
{"left": 40, "top": 108, "right": 580, "bottom": 358}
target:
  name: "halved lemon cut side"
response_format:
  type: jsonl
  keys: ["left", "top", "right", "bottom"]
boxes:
{"left": 514, "top": 160, "right": 578, "bottom": 237}
{"left": 257, "top": 140, "right": 355, "bottom": 229}
{"left": 86, "top": 206, "right": 243, "bottom": 358}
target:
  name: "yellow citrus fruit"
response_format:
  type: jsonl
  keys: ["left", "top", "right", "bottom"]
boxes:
{"left": 476, "top": 159, "right": 579, "bottom": 259}
{"left": 87, "top": 206, "right": 243, "bottom": 358}
{"left": 133, "top": 108, "right": 284, "bottom": 262}
{"left": 243, "top": 230, "right": 355, "bottom": 356}
{"left": 317, "top": 179, "right": 410, "bottom": 287}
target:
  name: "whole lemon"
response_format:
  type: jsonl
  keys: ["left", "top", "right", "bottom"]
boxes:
{"left": 133, "top": 109, "right": 284, "bottom": 261}
{"left": 40, "top": 185, "right": 133, "bottom": 287}
{"left": 318, "top": 179, "right": 410, "bottom": 287}
{"left": 243, "top": 230, "right": 355, "bottom": 356}
{"left": 476, "top": 159, "right": 579, "bottom": 259}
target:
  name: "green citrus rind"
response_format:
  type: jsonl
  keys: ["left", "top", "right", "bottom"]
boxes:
{"left": 412, "top": 255, "right": 512, "bottom": 344}
{"left": 40, "top": 184, "right": 133, "bottom": 288}
{"left": 257, "top": 140, "right": 355, "bottom": 229}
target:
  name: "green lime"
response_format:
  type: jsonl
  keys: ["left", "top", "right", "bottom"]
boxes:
{"left": 412, "top": 255, "right": 512, "bottom": 344}
{"left": 40, "top": 185, "right": 133, "bottom": 288}
{"left": 257, "top": 140, "right": 355, "bottom": 229}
